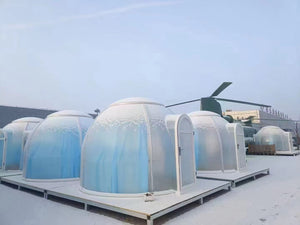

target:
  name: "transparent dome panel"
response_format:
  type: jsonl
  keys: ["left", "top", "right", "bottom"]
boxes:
{"left": 3, "top": 123, "right": 26, "bottom": 170}
{"left": 194, "top": 126, "right": 223, "bottom": 171}
{"left": 23, "top": 117, "right": 83, "bottom": 179}
{"left": 213, "top": 117, "right": 236, "bottom": 170}
{"left": 148, "top": 118, "right": 176, "bottom": 191}
{"left": 81, "top": 119, "right": 149, "bottom": 193}
{"left": 192, "top": 116, "right": 223, "bottom": 171}
{"left": 79, "top": 117, "right": 94, "bottom": 140}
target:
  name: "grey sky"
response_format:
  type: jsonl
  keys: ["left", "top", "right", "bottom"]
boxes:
{"left": 0, "top": 0, "right": 299, "bottom": 119}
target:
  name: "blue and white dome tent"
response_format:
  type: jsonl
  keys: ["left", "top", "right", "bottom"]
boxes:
{"left": 23, "top": 110, "right": 94, "bottom": 180}
{"left": 81, "top": 97, "right": 195, "bottom": 195}
{"left": 254, "top": 126, "right": 293, "bottom": 152}
{"left": 1, "top": 117, "right": 42, "bottom": 170}
{"left": 189, "top": 111, "right": 246, "bottom": 172}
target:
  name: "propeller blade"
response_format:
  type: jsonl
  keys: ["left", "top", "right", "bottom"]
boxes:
{"left": 214, "top": 97, "right": 271, "bottom": 107}
{"left": 210, "top": 82, "right": 232, "bottom": 97}
{"left": 166, "top": 98, "right": 201, "bottom": 108}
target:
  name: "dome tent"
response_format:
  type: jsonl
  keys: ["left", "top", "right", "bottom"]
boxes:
{"left": 1, "top": 117, "right": 42, "bottom": 170}
{"left": 254, "top": 126, "right": 293, "bottom": 152}
{"left": 189, "top": 111, "right": 246, "bottom": 172}
{"left": 23, "top": 110, "right": 94, "bottom": 180}
{"left": 80, "top": 98, "right": 195, "bottom": 195}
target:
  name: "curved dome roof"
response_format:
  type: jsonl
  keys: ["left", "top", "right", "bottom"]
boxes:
{"left": 189, "top": 111, "right": 220, "bottom": 117}
{"left": 48, "top": 110, "right": 92, "bottom": 118}
{"left": 12, "top": 117, "right": 43, "bottom": 123}
{"left": 110, "top": 97, "right": 163, "bottom": 107}
{"left": 81, "top": 97, "right": 176, "bottom": 194}
{"left": 257, "top": 126, "right": 285, "bottom": 134}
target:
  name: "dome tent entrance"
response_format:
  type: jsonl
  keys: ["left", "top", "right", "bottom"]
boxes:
{"left": 189, "top": 111, "right": 246, "bottom": 173}
{"left": 23, "top": 110, "right": 94, "bottom": 180}
{"left": 165, "top": 114, "right": 195, "bottom": 192}
{"left": 80, "top": 98, "right": 196, "bottom": 195}
{"left": 1, "top": 117, "right": 42, "bottom": 170}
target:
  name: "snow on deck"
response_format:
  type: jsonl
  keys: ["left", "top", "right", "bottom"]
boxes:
{"left": 1, "top": 155, "right": 300, "bottom": 225}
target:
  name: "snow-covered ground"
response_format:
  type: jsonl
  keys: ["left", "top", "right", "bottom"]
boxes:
{"left": 1, "top": 155, "right": 300, "bottom": 225}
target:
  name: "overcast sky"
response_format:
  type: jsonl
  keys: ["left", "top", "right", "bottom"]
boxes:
{"left": 0, "top": 0, "right": 299, "bottom": 119}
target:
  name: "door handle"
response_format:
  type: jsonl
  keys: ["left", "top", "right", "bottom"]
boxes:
{"left": 178, "top": 147, "right": 183, "bottom": 155}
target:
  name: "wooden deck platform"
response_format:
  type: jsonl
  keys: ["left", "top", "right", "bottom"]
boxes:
{"left": 0, "top": 175, "right": 231, "bottom": 225}
{"left": 275, "top": 150, "right": 300, "bottom": 156}
{"left": 196, "top": 167, "right": 270, "bottom": 188}
{"left": 0, "top": 170, "right": 22, "bottom": 179}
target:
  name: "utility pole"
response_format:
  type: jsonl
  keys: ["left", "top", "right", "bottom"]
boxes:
{"left": 296, "top": 122, "right": 300, "bottom": 150}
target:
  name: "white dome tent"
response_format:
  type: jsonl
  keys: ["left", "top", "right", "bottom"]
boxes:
{"left": 254, "top": 126, "right": 293, "bottom": 152}
{"left": 23, "top": 110, "right": 94, "bottom": 180}
{"left": 189, "top": 111, "right": 246, "bottom": 172}
{"left": 80, "top": 97, "right": 195, "bottom": 195}
{"left": 0, "top": 117, "right": 42, "bottom": 170}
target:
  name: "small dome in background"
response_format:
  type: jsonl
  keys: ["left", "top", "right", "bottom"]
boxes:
{"left": 1, "top": 117, "right": 42, "bottom": 170}
{"left": 23, "top": 110, "right": 94, "bottom": 180}
{"left": 254, "top": 126, "right": 292, "bottom": 151}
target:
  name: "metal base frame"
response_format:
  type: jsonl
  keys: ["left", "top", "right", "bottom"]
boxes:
{"left": 0, "top": 175, "right": 231, "bottom": 225}
{"left": 0, "top": 170, "right": 22, "bottom": 181}
{"left": 275, "top": 150, "right": 300, "bottom": 156}
{"left": 197, "top": 168, "right": 270, "bottom": 188}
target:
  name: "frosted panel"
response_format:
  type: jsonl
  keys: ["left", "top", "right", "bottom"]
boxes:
{"left": 189, "top": 111, "right": 238, "bottom": 172}
{"left": 81, "top": 120, "right": 149, "bottom": 193}
{"left": 3, "top": 123, "right": 26, "bottom": 170}
{"left": 23, "top": 115, "right": 93, "bottom": 179}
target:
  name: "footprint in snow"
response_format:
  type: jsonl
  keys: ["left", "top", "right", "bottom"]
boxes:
{"left": 259, "top": 218, "right": 267, "bottom": 222}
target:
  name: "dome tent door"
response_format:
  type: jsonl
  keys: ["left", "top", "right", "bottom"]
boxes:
{"left": 166, "top": 114, "right": 196, "bottom": 194}
{"left": 177, "top": 115, "right": 195, "bottom": 188}
{"left": 226, "top": 123, "right": 247, "bottom": 170}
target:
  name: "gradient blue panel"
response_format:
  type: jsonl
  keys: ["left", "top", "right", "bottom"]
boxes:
{"left": 79, "top": 117, "right": 94, "bottom": 140}
{"left": 81, "top": 121, "right": 149, "bottom": 193}
{"left": 24, "top": 117, "right": 84, "bottom": 179}
{"left": 4, "top": 125, "right": 25, "bottom": 170}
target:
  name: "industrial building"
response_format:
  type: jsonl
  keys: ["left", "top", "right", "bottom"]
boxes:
{"left": 0, "top": 105, "right": 56, "bottom": 128}
{"left": 223, "top": 109, "right": 296, "bottom": 134}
